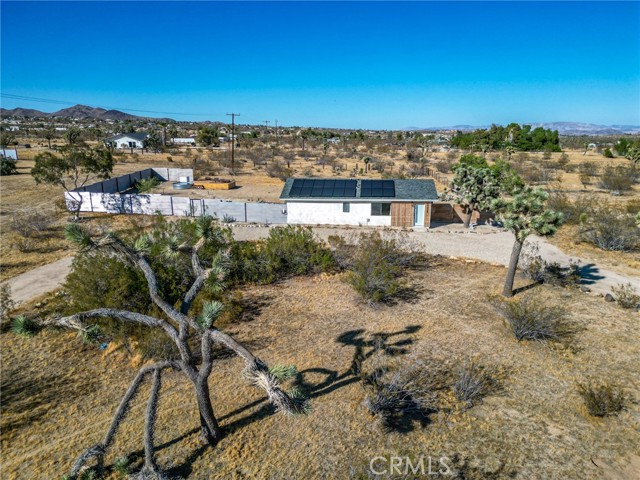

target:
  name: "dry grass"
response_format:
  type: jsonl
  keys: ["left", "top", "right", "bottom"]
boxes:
{"left": 1, "top": 259, "right": 639, "bottom": 479}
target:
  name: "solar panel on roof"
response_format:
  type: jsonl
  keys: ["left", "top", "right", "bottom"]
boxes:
{"left": 360, "top": 180, "right": 395, "bottom": 198}
{"left": 289, "top": 179, "right": 357, "bottom": 197}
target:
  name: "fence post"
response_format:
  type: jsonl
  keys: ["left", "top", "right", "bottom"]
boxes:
{"left": 244, "top": 203, "right": 248, "bottom": 222}
{"left": 89, "top": 193, "right": 94, "bottom": 212}
{"left": 115, "top": 177, "right": 120, "bottom": 192}
{"left": 170, "top": 196, "right": 174, "bottom": 216}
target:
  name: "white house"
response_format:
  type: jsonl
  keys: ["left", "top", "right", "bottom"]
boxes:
{"left": 280, "top": 178, "right": 439, "bottom": 228}
{"left": 172, "top": 137, "right": 196, "bottom": 145}
{"left": 105, "top": 132, "right": 149, "bottom": 149}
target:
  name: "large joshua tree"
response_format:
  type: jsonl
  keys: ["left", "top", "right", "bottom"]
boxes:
{"left": 492, "top": 187, "right": 564, "bottom": 297}
{"left": 449, "top": 162, "right": 501, "bottom": 228}
{"left": 37, "top": 217, "right": 307, "bottom": 479}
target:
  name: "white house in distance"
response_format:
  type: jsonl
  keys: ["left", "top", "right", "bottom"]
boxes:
{"left": 280, "top": 178, "right": 439, "bottom": 228}
{"left": 105, "top": 132, "right": 149, "bottom": 149}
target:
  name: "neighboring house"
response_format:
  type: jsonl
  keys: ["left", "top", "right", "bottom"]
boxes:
{"left": 280, "top": 178, "right": 439, "bottom": 227}
{"left": 172, "top": 137, "right": 196, "bottom": 145}
{"left": 0, "top": 148, "right": 18, "bottom": 161}
{"left": 104, "top": 132, "right": 149, "bottom": 149}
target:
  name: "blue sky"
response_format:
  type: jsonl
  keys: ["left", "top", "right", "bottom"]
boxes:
{"left": 2, "top": 1, "right": 639, "bottom": 129}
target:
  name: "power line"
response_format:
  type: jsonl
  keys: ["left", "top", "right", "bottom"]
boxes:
{"left": 226, "top": 113, "right": 240, "bottom": 171}
{"left": 0, "top": 93, "right": 226, "bottom": 119}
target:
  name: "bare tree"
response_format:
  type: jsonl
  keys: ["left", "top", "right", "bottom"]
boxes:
{"left": 32, "top": 218, "right": 308, "bottom": 479}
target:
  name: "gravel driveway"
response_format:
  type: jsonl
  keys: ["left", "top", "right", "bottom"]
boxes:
{"left": 3, "top": 224, "right": 638, "bottom": 305}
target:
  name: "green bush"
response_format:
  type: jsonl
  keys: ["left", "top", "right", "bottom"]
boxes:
{"left": 135, "top": 177, "right": 161, "bottom": 193}
{"left": 577, "top": 382, "right": 625, "bottom": 417}
{"left": 0, "top": 157, "right": 17, "bottom": 176}
{"left": 228, "top": 226, "right": 334, "bottom": 285}
{"left": 339, "top": 231, "right": 418, "bottom": 305}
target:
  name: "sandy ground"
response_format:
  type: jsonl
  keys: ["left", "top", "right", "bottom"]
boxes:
{"left": 2, "top": 261, "right": 639, "bottom": 479}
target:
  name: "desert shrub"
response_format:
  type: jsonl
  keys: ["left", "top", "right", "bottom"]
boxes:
{"left": 266, "top": 160, "right": 292, "bottom": 181}
{"left": 0, "top": 157, "right": 17, "bottom": 175}
{"left": 221, "top": 213, "right": 236, "bottom": 224}
{"left": 519, "top": 243, "right": 581, "bottom": 286}
{"left": 611, "top": 282, "right": 640, "bottom": 309}
{"left": 361, "top": 346, "right": 442, "bottom": 430}
{"left": 577, "top": 382, "right": 625, "bottom": 417}
{"left": 11, "top": 209, "right": 54, "bottom": 237}
{"left": 626, "top": 198, "right": 640, "bottom": 215}
{"left": 493, "top": 294, "right": 575, "bottom": 342}
{"left": 0, "top": 284, "right": 15, "bottom": 323}
{"left": 338, "top": 231, "right": 419, "bottom": 305}
{"left": 453, "top": 360, "right": 499, "bottom": 407}
{"left": 603, "top": 148, "right": 614, "bottom": 158}
{"left": 598, "top": 165, "right": 633, "bottom": 193}
{"left": 578, "top": 161, "right": 600, "bottom": 177}
{"left": 135, "top": 177, "right": 160, "bottom": 193}
{"left": 261, "top": 226, "right": 335, "bottom": 276}
{"left": 580, "top": 209, "right": 639, "bottom": 251}
{"left": 229, "top": 226, "right": 334, "bottom": 284}
{"left": 13, "top": 237, "right": 36, "bottom": 253}
{"left": 545, "top": 192, "right": 595, "bottom": 224}
{"left": 435, "top": 157, "right": 455, "bottom": 173}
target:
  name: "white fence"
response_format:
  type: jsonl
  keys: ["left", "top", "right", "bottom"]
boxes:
{"left": 65, "top": 168, "right": 288, "bottom": 224}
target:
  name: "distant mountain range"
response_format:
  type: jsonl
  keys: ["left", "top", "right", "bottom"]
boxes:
{"left": 0, "top": 104, "right": 171, "bottom": 122}
{"left": 413, "top": 122, "right": 640, "bottom": 135}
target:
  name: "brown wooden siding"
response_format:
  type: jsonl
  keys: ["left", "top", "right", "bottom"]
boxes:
{"left": 431, "top": 203, "right": 493, "bottom": 224}
{"left": 424, "top": 203, "right": 432, "bottom": 228}
{"left": 391, "top": 203, "right": 414, "bottom": 227}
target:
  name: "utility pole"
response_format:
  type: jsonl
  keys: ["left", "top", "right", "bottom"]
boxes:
{"left": 275, "top": 119, "right": 279, "bottom": 145}
{"left": 226, "top": 113, "right": 240, "bottom": 171}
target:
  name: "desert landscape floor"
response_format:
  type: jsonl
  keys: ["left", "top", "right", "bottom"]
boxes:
{"left": 2, "top": 260, "right": 639, "bottom": 479}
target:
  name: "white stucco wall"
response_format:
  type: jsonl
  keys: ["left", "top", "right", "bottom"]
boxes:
{"left": 286, "top": 201, "right": 391, "bottom": 226}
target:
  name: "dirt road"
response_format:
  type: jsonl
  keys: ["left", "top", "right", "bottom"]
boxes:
{"left": 3, "top": 225, "right": 638, "bottom": 305}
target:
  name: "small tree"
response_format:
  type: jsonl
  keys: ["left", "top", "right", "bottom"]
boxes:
{"left": 23, "top": 217, "right": 308, "bottom": 479}
{"left": 0, "top": 157, "right": 17, "bottom": 176}
{"left": 450, "top": 162, "right": 501, "bottom": 228}
{"left": 31, "top": 145, "right": 113, "bottom": 221}
{"left": 42, "top": 128, "right": 56, "bottom": 149}
{"left": 196, "top": 126, "right": 220, "bottom": 147}
{"left": 492, "top": 188, "right": 563, "bottom": 297}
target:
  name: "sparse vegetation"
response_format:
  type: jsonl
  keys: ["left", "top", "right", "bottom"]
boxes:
{"left": 610, "top": 282, "right": 640, "bottom": 309}
{"left": 493, "top": 294, "right": 575, "bottom": 342}
{"left": 577, "top": 382, "right": 626, "bottom": 417}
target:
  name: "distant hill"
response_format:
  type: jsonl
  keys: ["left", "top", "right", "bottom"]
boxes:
{"left": 413, "top": 122, "right": 640, "bottom": 135}
{"left": 0, "top": 104, "right": 172, "bottom": 122}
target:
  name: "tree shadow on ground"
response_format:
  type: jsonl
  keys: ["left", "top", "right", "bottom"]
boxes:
{"left": 159, "top": 325, "right": 422, "bottom": 476}
{"left": 578, "top": 263, "right": 606, "bottom": 285}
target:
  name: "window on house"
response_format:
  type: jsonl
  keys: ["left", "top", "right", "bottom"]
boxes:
{"left": 343, "top": 202, "right": 350, "bottom": 213}
{"left": 371, "top": 203, "right": 391, "bottom": 216}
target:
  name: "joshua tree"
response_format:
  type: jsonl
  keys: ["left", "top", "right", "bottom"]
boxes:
{"left": 492, "top": 188, "right": 563, "bottom": 297}
{"left": 26, "top": 217, "right": 307, "bottom": 479}
{"left": 449, "top": 163, "right": 501, "bottom": 228}
{"left": 31, "top": 145, "right": 113, "bottom": 221}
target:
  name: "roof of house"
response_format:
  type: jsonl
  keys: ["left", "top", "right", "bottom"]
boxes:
{"left": 280, "top": 178, "right": 439, "bottom": 201}
{"left": 105, "top": 132, "right": 149, "bottom": 142}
